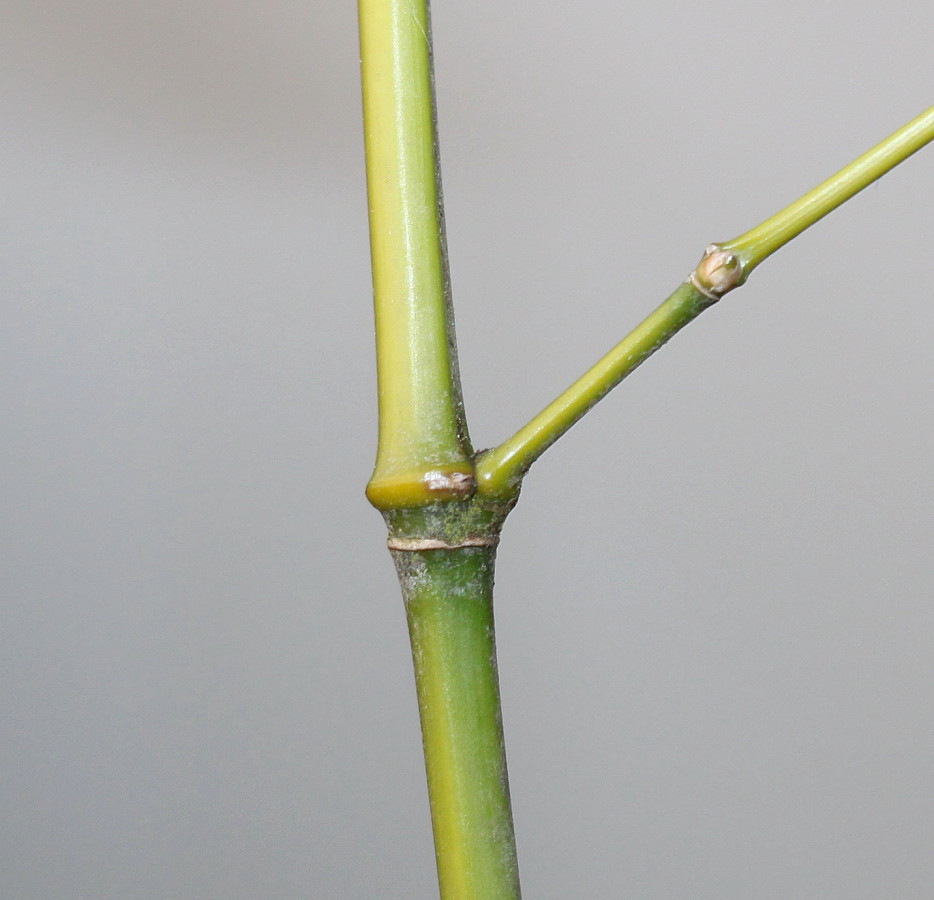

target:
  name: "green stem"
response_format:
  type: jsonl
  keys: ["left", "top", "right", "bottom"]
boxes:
{"left": 359, "top": 0, "right": 472, "bottom": 509}
{"left": 393, "top": 543, "right": 520, "bottom": 900}
{"left": 475, "top": 283, "right": 716, "bottom": 498}
{"left": 723, "top": 105, "right": 934, "bottom": 273}
{"left": 477, "top": 106, "right": 934, "bottom": 498}
{"left": 360, "top": 3, "right": 520, "bottom": 894}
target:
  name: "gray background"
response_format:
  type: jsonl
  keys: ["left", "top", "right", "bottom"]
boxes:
{"left": 2, "top": 2, "right": 932, "bottom": 897}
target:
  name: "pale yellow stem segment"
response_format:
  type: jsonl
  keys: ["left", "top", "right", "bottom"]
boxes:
{"left": 359, "top": 0, "right": 472, "bottom": 508}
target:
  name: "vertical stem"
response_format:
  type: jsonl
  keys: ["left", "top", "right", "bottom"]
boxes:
{"left": 360, "top": 2, "right": 520, "bottom": 894}
{"left": 359, "top": 0, "right": 472, "bottom": 507}
{"left": 393, "top": 545, "right": 521, "bottom": 899}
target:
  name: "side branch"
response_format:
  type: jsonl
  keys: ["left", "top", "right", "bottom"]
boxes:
{"left": 474, "top": 280, "right": 719, "bottom": 499}
{"left": 475, "top": 106, "right": 934, "bottom": 499}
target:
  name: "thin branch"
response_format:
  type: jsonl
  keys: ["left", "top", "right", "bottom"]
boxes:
{"left": 724, "top": 105, "right": 934, "bottom": 273}
{"left": 475, "top": 106, "right": 934, "bottom": 499}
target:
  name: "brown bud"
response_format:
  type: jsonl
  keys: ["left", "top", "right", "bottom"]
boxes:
{"left": 690, "top": 244, "right": 744, "bottom": 299}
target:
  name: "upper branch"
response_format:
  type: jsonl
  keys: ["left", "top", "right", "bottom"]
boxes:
{"left": 723, "top": 106, "right": 934, "bottom": 274}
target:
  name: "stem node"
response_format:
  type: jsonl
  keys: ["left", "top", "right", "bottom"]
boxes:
{"left": 688, "top": 243, "right": 746, "bottom": 299}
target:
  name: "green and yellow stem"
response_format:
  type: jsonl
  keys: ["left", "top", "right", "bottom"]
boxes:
{"left": 359, "top": 1, "right": 521, "bottom": 896}
{"left": 359, "top": 0, "right": 473, "bottom": 509}
{"left": 359, "top": 0, "right": 933, "bottom": 886}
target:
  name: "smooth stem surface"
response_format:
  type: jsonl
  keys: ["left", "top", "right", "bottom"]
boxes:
{"left": 394, "top": 546, "right": 520, "bottom": 900}
{"left": 724, "top": 106, "right": 934, "bottom": 271}
{"left": 359, "top": 0, "right": 472, "bottom": 507}
{"left": 475, "top": 283, "right": 717, "bottom": 498}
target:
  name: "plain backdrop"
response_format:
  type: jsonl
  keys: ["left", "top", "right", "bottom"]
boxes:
{"left": 2, "top": 2, "right": 932, "bottom": 897}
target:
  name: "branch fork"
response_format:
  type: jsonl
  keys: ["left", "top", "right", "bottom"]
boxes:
{"left": 358, "top": 4, "right": 934, "bottom": 890}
